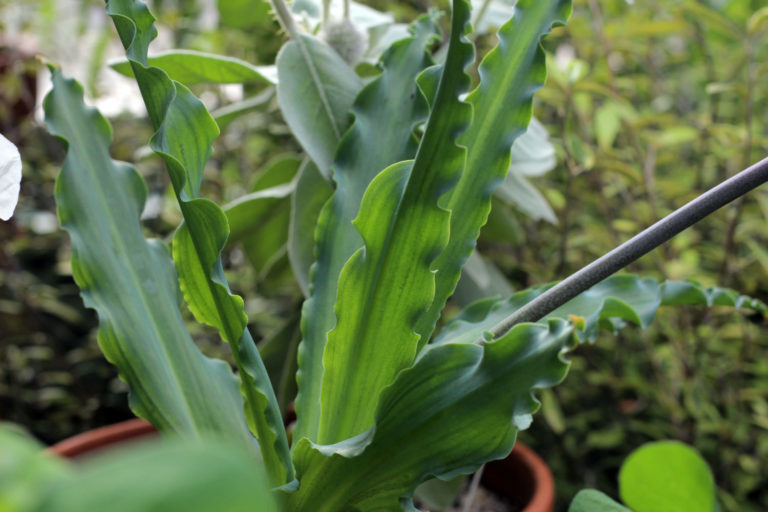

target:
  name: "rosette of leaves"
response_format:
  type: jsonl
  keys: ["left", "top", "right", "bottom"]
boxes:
{"left": 35, "top": 0, "right": 768, "bottom": 510}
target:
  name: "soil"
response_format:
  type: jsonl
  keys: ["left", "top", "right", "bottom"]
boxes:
{"left": 444, "top": 485, "right": 519, "bottom": 512}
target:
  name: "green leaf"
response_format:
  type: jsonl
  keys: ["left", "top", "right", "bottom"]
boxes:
{"left": 292, "top": 17, "right": 437, "bottom": 443}
{"left": 224, "top": 183, "right": 294, "bottom": 275}
{"left": 44, "top": 67, "right": 256, "bottom": 447}
{"left": 287, "top": 319, "right": 575, "bottom": 511}
{"left": 0, "top": 424, "right": 70, "bottom": 512}
{"left": 316, "top": 0, "right": 474, "bottom": 444}
{"left": 619, "top": 441, "right": 717, "bottom": 512}
{"left": 415, "top": 0, "right": 573, "bottom": 348}
{"left": 218, "top": 0, "right": 272, "bottom": 29}
{"left": 109, "top": 50, "right": 277, "bottom": 85}
{"left": 39, "top": 437, "right": 278, "bottom": 512}
{"left": 259, "top": 315, "right": 303, "bottom": 416}
{"left": 289, "top": 160, "right": 332, "bottom": 297}
{"left": 568, "top": 490, "right": 631, "bottom": 512}
{"left": 680, "top": 2, "right": 742, "bottom": 39}
{"left": 104, "top": 0, "right": 291, "bottom": 485}
{"left": 436, "top": 275, "right": 767, "bottom": 345}
{"left": 276, "top": 34, "right": 363, "bottom": 180}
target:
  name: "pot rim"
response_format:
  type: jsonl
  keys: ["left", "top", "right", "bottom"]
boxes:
{"left": 48, "top": 419, "right": 554, "bottom": 512}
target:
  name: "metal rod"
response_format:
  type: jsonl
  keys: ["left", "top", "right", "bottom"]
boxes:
{"left": 482, "top": 155, "right": 768, "bottom": 341}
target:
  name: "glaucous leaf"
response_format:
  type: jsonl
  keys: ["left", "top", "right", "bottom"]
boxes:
{"left": 436, "top": 275, "right": 767, "bottom": 346}
{"left": 508, "top": 117, "right": 556, "bottom": 177}
{"left": 276, "top": 34, "right": 363, "bottom": 180}
{"left": 496, "top": 170, "right": 558, "bottom": 224}
{"left": 44, "top": 67, "right": 256, "bottom": 447}
{"left": 105, "top": 0, "right": 291, "bottom": 484}
{"left": 415, "top": 0, "right": 572, "bottom": 347}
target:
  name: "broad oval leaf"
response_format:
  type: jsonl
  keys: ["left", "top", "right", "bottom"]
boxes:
{"left": 276, "top": 34, "right": 363, "bottom": 180}
{"left": 110, "top": 50, "right": 277, "bottom": 84}
{"left": 619, "top": 441, "right": 717, "bottom": 512}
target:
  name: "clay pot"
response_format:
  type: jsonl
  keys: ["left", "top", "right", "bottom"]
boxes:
{"left": 48, "top": 418, "right": 157, "bottom": 459}
{"left": 483, "top": 442, "right": 555, "bottom": 512}
{"left": 49, "top": 420, "right": 554, "bottom": 512}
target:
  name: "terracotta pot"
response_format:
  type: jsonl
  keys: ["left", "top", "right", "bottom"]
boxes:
{"left": 483, "top": 442, "right": 555, "bottom": 512}
{"left": 48, "top": 418, "right": 157, "bottom": 459}
{"left": 49, "top": 420, "right": 554, "bottom": 512}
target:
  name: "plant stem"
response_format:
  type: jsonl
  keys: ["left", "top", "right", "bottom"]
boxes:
{"left": 268, "top": 0, "right": 301, "bottom": 40}
{"left": 481, "top": 156, "right": 768, "bottom": 341}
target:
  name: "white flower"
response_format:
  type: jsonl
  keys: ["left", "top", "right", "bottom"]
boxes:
{"left": 0, "top": 134, "right": 22, "bottom": 221}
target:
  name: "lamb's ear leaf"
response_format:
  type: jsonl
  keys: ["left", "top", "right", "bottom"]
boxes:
{"left": 292, "top": 16, "right": 438, "bottom": 443}
{"left": 39, "top": 438, "right": 278, "bottom": 512}
{"left": 109, "top": 50, "right": 276, "bottom": 84}
{"left": 43, "top": 68, "right": 256, "bottom": 448}
{"left": 104, "top": 0, "right": 291, "bottom": 485}
{"left": 287, "top": 320, "right": 574, "bottom": 511}
{"left": 314, "top": 0, "right": 474, "bottom": 445}
{"left": 276, "top": 34, "right": 363, "bottom": 180}
{"left": 436, "top": 275, "right": 767, "bottom": 345}
{"left": 415, "top": 0, "right": 573, "bottom": 347}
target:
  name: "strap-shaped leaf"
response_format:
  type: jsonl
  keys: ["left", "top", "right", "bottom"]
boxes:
{"left": 292, "top": 18, "right": 438, "bottom": 443}
{"left": 435, "top": 275, "right": 768, "bottom": 345}
{"left": 276, "top": 34, "right": 363, "bottom": 180}
{"left": 44, "top": 68, "right": 256, "bottom": 448}
{"left": 316, "top": 0, "right": 474, "bottom": 444}
{"left": 104, "top": 0, "right": 291, "bottom": 484}
{"left": 287, "top": 319, "right": 575, "bottom": 511}
{"left": 110, "top": 50, "right": 277, "bottom": 84}
{"left": 415, "top": 0, "right": 573, "bottom": 347}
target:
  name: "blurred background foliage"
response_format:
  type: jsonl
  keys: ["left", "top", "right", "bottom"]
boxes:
{"left": 1, "top": 0, "right": 767, "bottom": 510}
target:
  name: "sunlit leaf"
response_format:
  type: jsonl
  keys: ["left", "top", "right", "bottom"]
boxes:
{"left": 619, "top": 441, "right": 717, "bottom": 512}
{"left": 292, "top": 16, "right": 437, "bottom": 443}
{"left": 315, "top": 0, "right": 473, "bottom": 443}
